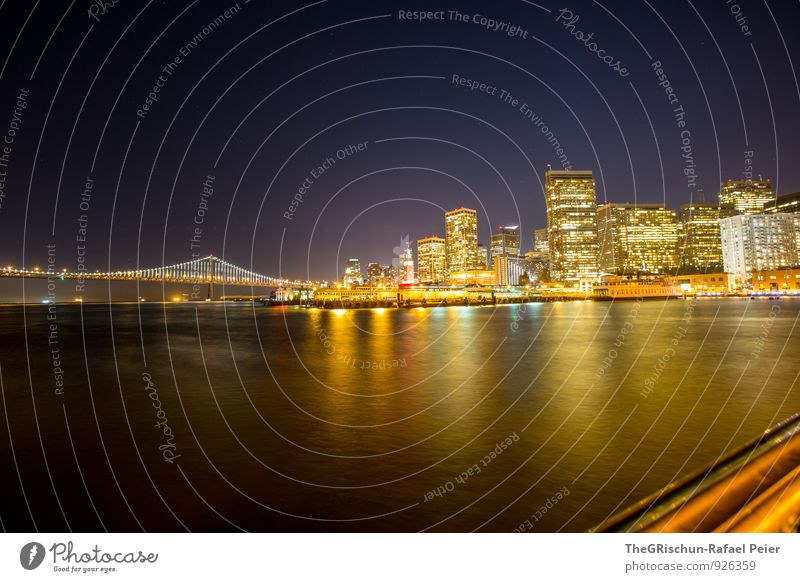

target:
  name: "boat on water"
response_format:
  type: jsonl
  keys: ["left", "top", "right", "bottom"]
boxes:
{"left": 593, "top": 274, "right": 683, "bottom": 300}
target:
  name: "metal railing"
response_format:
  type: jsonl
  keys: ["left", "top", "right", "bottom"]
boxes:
{"left": 593, "top": 412, "right": 800, "bottom": 533}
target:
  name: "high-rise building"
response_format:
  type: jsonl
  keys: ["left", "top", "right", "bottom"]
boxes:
{"left": 545, "top": 170, "right": 599, "bottom": 282}
{"left": 344, "top": 258, "right": 362, "bottom": 286}
{"left": 718, "top": 179, "right": 775, "bottom": 217}
{"left": 477, "top": 244, "right": 489, "bottom": 269}
{"left": 597, "top": 203, "right": 678, "bottom": 274}
{"left": 765, "top": 192, "right": 800, "bottom": 214}
{"left": 678, "top": 203, "right": 722, "bottom": 272}
{"left": 527, "top": 228, "right": 550, "bottom": 278}
{"left": 366, "top": 262, "right": 383, "bottom": 286}
{"left": 532, "top": 227, "right": 549, "bottom": 253}
{"left": 494, "top": 255, "right": 527, "bottom": 286}
{"left": 400, "top": 244, "right": 416, "bottom": 285}
{"left": 720, "top": 213, "right": 799, "bottom": 284}
{"left": 417, "top": 237, "right": 447, "bottom": 283}
{"left": 382, "top": 264, "right": 398, "bottom": 287}
{"left": 445, "top": 207, "right": 479, "bottom": 273}
{"left": 490, "top": 225, "right": 521, "bottom": 267}
{"left": 524, "top": 249, "right": 548, "bottom": 274}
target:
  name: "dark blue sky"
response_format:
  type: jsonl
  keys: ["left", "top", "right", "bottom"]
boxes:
{"left": 0, "top": 0, "right": 798, "bottom": 283}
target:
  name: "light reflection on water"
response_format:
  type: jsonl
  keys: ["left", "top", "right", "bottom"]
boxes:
{"left": 0, "top": 298, "right": 798, "bottom": 531}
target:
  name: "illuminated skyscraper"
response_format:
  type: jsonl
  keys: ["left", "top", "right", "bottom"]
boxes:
{"left": 417, "top": 237, "right": 447, "bottom": 283}
{"left": 366, "top": 262, "right": 383, "bottom": 286}
{"left": 344, "top": 258, "right": 362, "bottom": 286}
{"left": 765, "top": 192, "right": 800, "bottom": 214}
{"left": 678, "top": 203, "right": 722, "bottom": 271}
{"left": 477, "top": 244, "right": 489, "bottom": 269}
{"left": 597, "top": 203, "right": 678, "bottom": 274}
{"left": 532, "top": 227, "right": 549, "bottom": 253}
{"left": 401, "top": 244, "right": 416, "bottom": 285}
{"left": 718, "top": 179, "right": 775, "bottom": 217}
{"left": 527, "top": 228, "right": 550, "bottom": 276}
{"left": 523, "top": 249, "right": 548, "bottom": 282}
{"left": 445, "top": 207, "right": 479, "bottom": 273}
{"left": 382, "top": 264, "right": 398, "bottom": 287}
{"left": 720, "top": 213, "right": 799, "bottom": 284}
{"left": 490, "top": 225, "right": 521, "bottom": 267}
{"left": 545, "top": 170, "right": 599, "bottom": 282}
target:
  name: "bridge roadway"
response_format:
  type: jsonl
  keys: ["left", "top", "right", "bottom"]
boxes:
{"left": 0, "top": 254, "right": 311, "bottom": 289}
{"left": 0, "top": 270, "right": 308, "bottom": 287}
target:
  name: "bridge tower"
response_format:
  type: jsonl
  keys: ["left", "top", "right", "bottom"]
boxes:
{"left": 208, "top": 255, "right": 215, "bottom": 301}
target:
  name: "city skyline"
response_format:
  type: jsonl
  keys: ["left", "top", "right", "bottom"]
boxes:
{"left": 4, "top": 173, "right": 799, "bottom": 288}
{"left": 320, "top": 179, "right": 800, "bottom": 280}
{"left": 331, "top": 174, "right": 800, "bottom": 291}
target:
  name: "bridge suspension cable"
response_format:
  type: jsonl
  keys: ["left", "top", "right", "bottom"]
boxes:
{"left": 0, "top": 255, "right": 306, "bottom": 288}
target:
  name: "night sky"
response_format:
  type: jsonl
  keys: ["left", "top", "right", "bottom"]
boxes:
{"left": 0, "top": 0, "right": 798, "bottom": 285}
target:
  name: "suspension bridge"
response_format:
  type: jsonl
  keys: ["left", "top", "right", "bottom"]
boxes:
{"left": 0, "top": 255, "right": 309, "bottom": 293}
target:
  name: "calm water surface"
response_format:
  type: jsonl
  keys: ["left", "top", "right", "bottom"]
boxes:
{"left": 1, "top": 298, "right": 798, "bottom": 531}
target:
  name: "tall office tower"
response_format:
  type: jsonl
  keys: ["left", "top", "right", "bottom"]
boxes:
{"left": 343, "top": 258, "right": 362, "bottom": 286}
{"left": 765, "top": 192, "right": 800, "bottom": 214}
{"left": 527, "top": 228, "right": 549, "bottom": 272}
{"left": 382, "top": 264, "right": 398, "bottom": 287}
{"left": 796, "top": 214, "right": 800, "bottom": 255}
{"left": 490, "top": 225, "right": 521, "bottom": 267}
{"left": 678, "top": 203, "right": 722, "bottom": 271}
{"left": 718, "top": 179, "right": 775, "bottom": 217}
{"left": 597, "top": 203, "right": 679, "bottom": 274}
{"left": 532, "top": 227, "right": 549, "bottom": 253}
{"left": 545, "top": 170, "right": 599, "bottom": 282}
{"left": 445, "top": 207, "right": 479, "bottom": 273}
{"left": 720, "top": 213, "right": 799, "bottom": 284}
{"left": 401, "top": 244, "right": 416, "bottom": 285}
{"left": 417, "top": 237, "right": 447, "bottom": 283}
{"left": 477, "top": 244, "right": 489, "bottom": 269}
{"left": 366, "top": 262, "right": 383, "bottom": 286}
